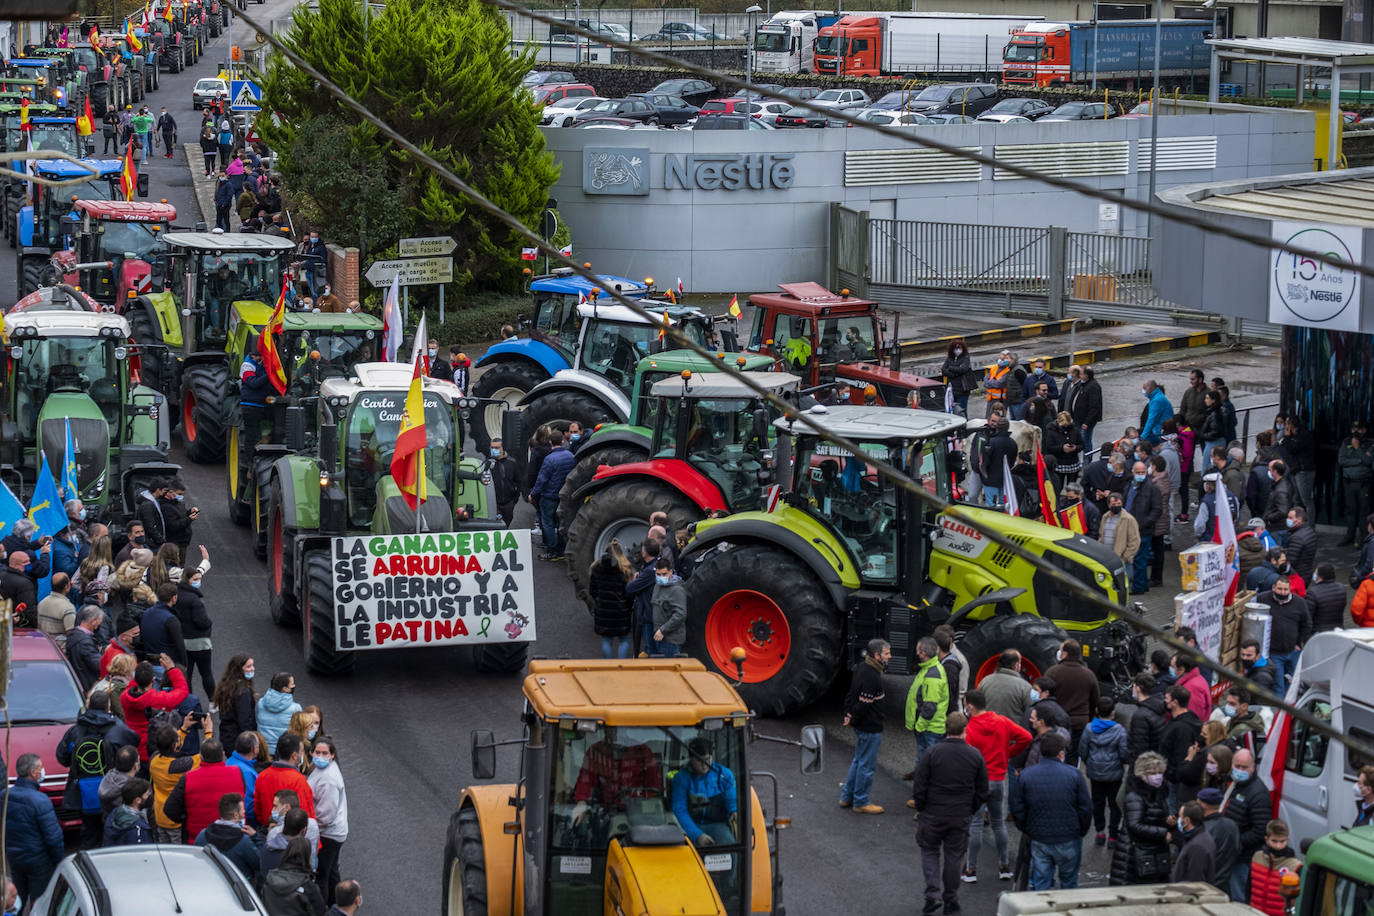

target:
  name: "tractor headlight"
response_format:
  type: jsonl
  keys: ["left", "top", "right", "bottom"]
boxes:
{"left": 85, "top": 470, "right": 106, "bottom": 498}
{"left": 114, "top": 346, "right": 127, "bottom": 360}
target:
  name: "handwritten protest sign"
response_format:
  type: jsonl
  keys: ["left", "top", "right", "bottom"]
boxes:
{"left": 1175, "top": 584, "right": 1226, "bottom": 662}
{"left": 1179, "top": 543, "right": 1226, "bottom": 593}
{"left": 331, "top": 530, "right": 536, "bottom": 651}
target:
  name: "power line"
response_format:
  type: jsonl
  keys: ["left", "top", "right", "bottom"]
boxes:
{"left": 231, "top": 3, "right": 1374, "bottom": 765}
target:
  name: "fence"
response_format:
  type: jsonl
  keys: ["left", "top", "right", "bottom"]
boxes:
{"left": 501, "top": 7, "right": 753, "bottom": 42}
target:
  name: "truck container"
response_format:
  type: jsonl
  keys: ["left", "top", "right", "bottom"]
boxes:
{"left": 754, "top": 9, "right": 838, "bottom": 75}
{"left": 1001, "top": 19, "right": 1213, "bottom": 88}
{"left": 814, "top": 12, "right": 1040, "bottom": 78}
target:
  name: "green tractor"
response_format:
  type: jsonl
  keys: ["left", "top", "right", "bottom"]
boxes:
{"left": 564, "top": 370, "right": 801, "bottom": 603}
{"left": 225, "top": 308, "right": 384, "bottom": 557}
{"left": 554, "top": 349, "right": 775, "bottom": 536}
{"left": 680, "top": 405, "right": 1144, "bottom": 716}
{"left": 121, "top": 231, "right": 298, "bottom": 463}
{"left": 262, "top": 361, "right": 525, "bottom": 676}
{"left": 0, "top": 309, "right": 176, "bottom": 517}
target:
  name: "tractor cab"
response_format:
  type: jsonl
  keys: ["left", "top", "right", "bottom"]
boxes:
{"left": 53, "top": 198, "right": 173, "bottom": 304}
{"left": 0, "top": 59, "right": 66, "bottom": 107}
{"left": 525, "top": 268, "right": 652, "bottom": 363}
{"left": 17, "top": 159, "right": 122, "bottom": 252}
{"left": 18, "top": 50, "right": 86, "bottom": 106}
{"left": 6, "top": 115, "right": 82, "bottom": 157}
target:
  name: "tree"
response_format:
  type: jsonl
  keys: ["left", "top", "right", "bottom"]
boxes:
{"left": 259, "top": 0, "right": 560, "bottom": 292}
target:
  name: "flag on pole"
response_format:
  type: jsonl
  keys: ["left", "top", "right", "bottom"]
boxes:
{"left": 18, "top": 98, "right": 30, "bottom": 133}
{"left": 658, "top": 310, "right": 670, "bottom": 342}
{"left": 1002, "top": 456, "right": 1019, "bottom": 516}
{"left": 1256, "top": 703, "right": 1295, "bottom": 817}
{"left": 1058, "top": 501, "right": 1087, "bottom": 534}
{"left": 30, "top": 451, "right": 68, "bottom": 603}
{"left": 390, "top": 352, "right": 428, "bottom": 511}
{"left": 76, "top": 94, "right": 94, "bottom": 136}
{"left": 380, "top": 273, "right": 402, "bottom": 361}
{"left": 60, "top": 420, "right": 79, "bottom": 502}
{"left": 258, "top": 277, "right": 289, "bottom": 394}
{"left": 520, "top": 247, "right": 537, "bottom": 261}
{"left": 558, "top": 244, "right": 572, "bottom": 258}
{"left": 88, "top": 25, "right": 101, "bottom": 47}
{"left": 728, "top": 294, "right": 741, "bottom": 319}
{"left": 409, "top": 312, "right": 429, "bottom": 376}
{"left": 163, "top": 2, "right": 174, "bottom": 21}
{"left": 663, "top": 289, "right": 676, "bottom": 304}
{"left": 1036, "top": 450, "right": 1059, "bottom": 526}
{"left": 676, "top": 277, "right": 684, "bottom": 297}
{"left": 125, "top": 18, "right": 143, "bottom": 52}
{"left": 119, "top": 137, "right": 137, "bottom": 201}
{"left": 1213, "top": 477, "right": 1241, "bottom": 606}
{"left": 0, "top": 478, "right": 24, "bottom": 542}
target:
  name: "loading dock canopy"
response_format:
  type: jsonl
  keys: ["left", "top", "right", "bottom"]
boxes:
{"left": 1206, "top": 37, "right": 1374, "bottom": 170}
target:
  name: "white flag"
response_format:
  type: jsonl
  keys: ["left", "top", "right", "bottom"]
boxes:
{"left": 1002, "top": 456, "right": 1019, "bottom": 515}
{"left": 1213, "top": 478, "right": 1240, "bottom": 603}
{"left": 943, "top": 384, "right": 954, "bottom": 414}
{"left": 381, "top": 273, "right": 402, "bottom": 362}
{"left": 409, "top": 312, "right": 428, "bottom": 375}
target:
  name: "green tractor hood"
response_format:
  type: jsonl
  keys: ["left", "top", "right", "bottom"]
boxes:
{"left": 369, "top": 475, "right": 456, "bottom": 535}
{"left": 37, "top": 390, "right": 110, "bottom": 506}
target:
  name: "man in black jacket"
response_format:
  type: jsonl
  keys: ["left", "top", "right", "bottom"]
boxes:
{"left": 980, "top": 419, "right": 1018, "bottom": 511}
{"left": 1263, "top": 460, "right": 1297, "bottom": 532}
{"left": 1158, "top": 685, "right": 1201, "bottom": 810}
{"left": 1284, "top": 507, "right": 1318, "bottom": 583}
{"left": 1127, "top": 673, "right": 1166, "bottom": 761}
{"left": 1257, "top": 576, "right": 1311, "bottom": 696}
{"left": 1044, "top": 639, "right": 1099, "bottom": 766}
{"left": 0, "top": 545, "right": 52, "bottom": 626}
{"left": 1124, "top": 460, "right": 1162, "bottom": 594}
{"left": 1070, "top": 365, "right": 1103, "bottom": 455}
{"left": 1307, "top": 563, "right": 1347, "bottom": 633}
{"left": 1221, "top": 748, "right": 1272, "bottom": 901}
{"left": 913, "top": 713, "right": 988, "bottom": 915}
{"left": 488, "top": 438, "right": 521, "bottom": 528}
{"left": 840, "top": 639, "right": 890, "bottom": 815}
{"left": 64, "top": 606, "right": 105, "bottom": 692}
{"left": 55, "top": 690, "right": 139, "bottom": 848}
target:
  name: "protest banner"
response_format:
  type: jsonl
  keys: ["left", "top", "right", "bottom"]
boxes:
{"left": 1175, "top": 584, "right": 1227, "bottom": 662}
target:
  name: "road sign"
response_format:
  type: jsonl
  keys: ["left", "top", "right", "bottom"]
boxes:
{"left": 398, "top": 235, "right": 457, "bottom": 258}
{"left": 365, "top": 257, "right": 453, "bottom": 287}
{"left": 229, "top": 79, "right": 261, "bottom": 112}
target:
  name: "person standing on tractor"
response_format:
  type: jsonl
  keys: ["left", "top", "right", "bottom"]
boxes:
{"left": 840, "top": 638, "right": 890, "bottom": 816}
{"left": 298, "top": 230, "right": 328, "bottom": 298}
{"left": 240, "top": 338, "right": 276, "bottom": 458}
{"left": 905, "top": 636, "right": 949, "bottom": 782}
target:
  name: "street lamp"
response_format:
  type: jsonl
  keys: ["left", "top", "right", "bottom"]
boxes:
{"left": 746, "top": 4, "right": 762, "bottom": 103}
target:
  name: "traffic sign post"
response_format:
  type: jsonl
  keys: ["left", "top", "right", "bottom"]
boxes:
{"left": 398, "top": 235, "right": 457, "bottom": 258}
{"left": 364, "top": 257, "right": 453, "bottom": 287}
{"left": 229, "top": 79, "right": 262, "bottom": 112}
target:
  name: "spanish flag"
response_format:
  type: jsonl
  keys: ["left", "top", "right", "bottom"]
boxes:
{"left": 125, "top": 20, "right": 143, "bottom": 52}
{"left": 76, "top": 94, "right": 94, "bottom": 136}
{"left": 657, "top": 309, "right": 670, "bottom": 342}
{"left": 119, "top": 137, "right": 137, "bottom": 201}
{"left": 88, "top": 25, "right": 100, "bottom": 48}
{"left": 258, "top": 277, "right": 288, "bottom": 394}
{"left": 164, "top": 2, "right": 174, "bottom": 22}
{"left": 728, "top": 294, "right": 741, "bottom": 318}
{"left": 390, "top": 353, "right": 428, "bottom": 511}
{"left": 18, "top": 98, "right": 30, "bottom": 133}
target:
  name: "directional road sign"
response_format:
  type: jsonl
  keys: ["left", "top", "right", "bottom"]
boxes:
{"left": 229, "top": 79, "right": 262, "bottom": 112}
{"left": 365, "top": 257, "right": 454, "bottom": 287}
{"left": 398, "top": 235, "right": 457, "bottom": 258}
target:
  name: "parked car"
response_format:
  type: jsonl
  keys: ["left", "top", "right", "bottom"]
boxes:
{"left": 978, "top": 97, "right": 1054, "bottom": 122}
{"left": 692, "top": 114, "right": 774, "bottom": 130}
{"left": 651, "top": 78, "right": 718, "bottom": 107}
{"left": 905, "top": 83, "right": 999, "bottom": 116}
{"left": 855, "top": 108, "right": 936, "bottom": 126}
{"left": 6, "top": 630, "right": 86, "bottom": 829}
{"left": 809, "top": 88, "right": 871, "bottom": 111}
{"left": 522, "top": 69, "right": 575, "bottom": 89}
{"left": 597, "top": 23, "right": 637, "bottom": 42}
{"left": 661, "top": 21, "right": 724, "bottom": 40}
{"left": 31, "top": 846, "right": 271, "bottom": 915}
{"left": 573, "top": 97, "right": 661, "bottom": 124}
{"left": 922, "top": 113, "right": 977, "bottom": 124}
{"left": 750, "top": 100, "right": 794, "bottom": 123}
{"left": 573, "top": 117, "right": 652, "bottom": 129}
{"left": 541, "top": 95, "right": 607, "bottom": 126}
{"left": 627, "top": 92, "right": 699, "bottom": 125}
{"left": 779, "top": 86, "right": 822, "bottom": 102}
{"left": 533, "top": 83, "right": 596, "bottom": 106}
{"left": 191, "top": 77, "right": 227, "bottom": 110}
{"left": 1040, "top": 100, "right": 1117, "bottom": 121}
{"left": 699, "top": 97, "right": 752, "bottom": 114}
{"left": 774, "top": 105, "right": 850, "bottom": 128}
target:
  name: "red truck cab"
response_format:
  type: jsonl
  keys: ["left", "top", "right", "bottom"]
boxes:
{"left": 814, "top": 15, "right": 882, "bottom": 77}
{"left": 1002, "top": 23, "right": 1071, "bottom": 87}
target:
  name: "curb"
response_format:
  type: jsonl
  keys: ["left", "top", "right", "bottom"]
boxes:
{"left": 898, "top": 317, "right": 1111, "bottom": 357}
{"left": 975, "top": 329, "right": 1223, "bottom": 374}
{"left": 184, "top": 141, "right": 217, "bottom": 225}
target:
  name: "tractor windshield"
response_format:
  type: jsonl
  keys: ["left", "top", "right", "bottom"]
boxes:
{"left": 582, "top": 320, "right": 711, "bottom": 396}
{"left": 96, "top": 220, "right": 164, "bottom": 261}
{"left": 816, "top": 316, "right": 879, "bottom": 365}
{"left": 656, "top": 396, "right": 771, "bottom": 511}
{"left": 6, "top": 122, "right": 79, "bottom": 157}
{"left": 549, "top": 723, "right": 747, "bottom": 915}
{"left": 9, "top": 336, "right": 121, "bottom": 436}
{"left": 200, "top": 251, "right": 284, "bottom": 340}
{"left": 532, "top": 291, "right": 581, "bottom": 362}
{"left": 281, "top": 328, "right": 378, "bottom": 390}
{"left": 343, "top": 390, "right": 455, "bottom": 526}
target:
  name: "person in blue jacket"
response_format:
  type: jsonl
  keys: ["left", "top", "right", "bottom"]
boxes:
{"left": 671, "top": 737, "right": 738, "bottom": 849}
{"left": 3, "top": 754, "right": 63, "bottom": 903}
{"left": 239, "top": 338, "right": 277, "bottom": 460}
{"left": 1141, "top": 381, "right": 1175, "bottom": 445}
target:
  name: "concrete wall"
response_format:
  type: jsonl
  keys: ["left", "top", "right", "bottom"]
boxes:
{"left": 547, "top": 106, "right": 1313, "bottom": 292}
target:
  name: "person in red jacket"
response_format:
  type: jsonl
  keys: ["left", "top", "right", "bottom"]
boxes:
{"left": 963, "top": 688, "right": 1032, "bottom": 883}
{"left": 1353, "top": 572, "right": 1374, "bottom": 628}
{"left": 161, "top": 739, "right": 246, "bottom": 844}
{"left": 254, "top": 732, "right": 316, "bottom": 822}
{"left": 1171, "top": 653, "right": 1214, "bottom": 723}
{"left": 121, "top": 657, "right": 190, "bottom": 760}
{"left": 1249, "top": 818, "right": 1302, "bottom": 916}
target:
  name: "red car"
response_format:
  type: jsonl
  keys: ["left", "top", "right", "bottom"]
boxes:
{"left": 7, "top": 630, "right": 86, "bottom": 829}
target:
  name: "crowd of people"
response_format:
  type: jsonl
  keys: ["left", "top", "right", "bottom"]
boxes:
{"left": 1, "top": 477, "right": 360, "bottom": 916}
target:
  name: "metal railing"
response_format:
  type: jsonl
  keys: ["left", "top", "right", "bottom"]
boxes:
{"left": 1080, "top": 397, "right": 1282, "bottom": 464}
{"left": 868, "top": 219, "right": 1053, "bottom": 293}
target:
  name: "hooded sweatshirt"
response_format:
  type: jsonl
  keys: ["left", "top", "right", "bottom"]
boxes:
{"left": 649, "top": 574, "right": 687, "bottom": 645}
{"left": 1079, "top": 715, "right": 1129, "bottom": 782}
{"left": 196, "top": 819, "right": 260, "bottom": 879}
{"left": 256, "top": 689, "right": 302, "bottom": 753}
{"left": 104, "top": 804, "right": 152, "bottom": 846}
{"left": 261, "top": 864, "right": 326, "bottom": 916}
{"left": 98, "top": 768, "right": 132, "bottom": 815}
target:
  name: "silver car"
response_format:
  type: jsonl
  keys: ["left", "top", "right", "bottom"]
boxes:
{"left": 192, "top": 78, "right": 227, "bottom": 110}
{"left": 32, "top": 845, "right": 270, "bottom": 915}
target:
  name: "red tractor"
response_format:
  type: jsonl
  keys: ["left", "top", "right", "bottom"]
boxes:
{"left": 742, "top": 282, "right": 946, "bottom": 409}
{"left": 52, "top": 199, "right": 177, "bottom": 310}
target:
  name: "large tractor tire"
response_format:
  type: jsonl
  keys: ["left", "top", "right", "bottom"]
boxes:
{"left": 556, "top": 444, "right": 648, "bottom": 539}
{"left": 469, "top": 361, "right": 547, "bottom": 452}
{"left": 441, "top": 806, "right": 487, "bottom": 916}
{"left": 181, "top": 363, "right": 228, "bottom": 463}
{"left": 521, "top": 390, "right": 616, "bottom": 452}
{"left": 251, "top": 458, "right": 274, "bottom": 560}
{"left": 266, "top": 477, "right": 299, "bottom": 626}
{"left": 126, "top": 304, "right": 168, "bottom": 398}
{"left": 956, "top": 613, "right": 1065, "bottom": 687}
{"left": 303, "top": 550, "right": 354, "bottom": 675}
{"left": 685, "top": 544, "right": 844, "bottom": 717}
{"left": 564, "top": 478, "right": 701, "bottom": 606}
{"left": 226, "top": 422, "right": 249, "bottom": 525}
{"left": 89, "top": 82, "right": 108, "bottom": 117}
{"left": 472, "top": 642, "right": 528, "bottom": 675}
{"left": 18, "top": 254, "right": 48, "bottom": 298}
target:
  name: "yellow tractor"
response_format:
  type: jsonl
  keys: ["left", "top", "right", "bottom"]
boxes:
{"left": 444, "top": 658, "right": 823, "bottom": 915}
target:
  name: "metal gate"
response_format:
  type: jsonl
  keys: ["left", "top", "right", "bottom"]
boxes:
{"left": 829, "top": 203, "right": 868, "bottom": 296}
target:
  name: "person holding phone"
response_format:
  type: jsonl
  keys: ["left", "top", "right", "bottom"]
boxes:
{"left": 159, "top": 478, "right": 198, "bottom": 560}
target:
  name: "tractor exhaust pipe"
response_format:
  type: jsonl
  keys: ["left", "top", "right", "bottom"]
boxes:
{"left": 68, "top": 260, "right": 115, "bottom": 272}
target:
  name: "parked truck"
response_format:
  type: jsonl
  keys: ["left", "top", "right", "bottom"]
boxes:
{"left": 1001, "top": 19, "right": 1213, "bottom": 88}
{"left": 754, "top": 10, "right": 838, "bottom": 75}
{"left": 814, "top": 12, "right": 1039, "bottom": 78}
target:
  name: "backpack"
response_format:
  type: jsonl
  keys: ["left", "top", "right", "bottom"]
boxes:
{"left": 71, "top": 732, "right": 113, "bottom": 813}
{"left": 144, "top": 700, "right": 181, "bottom": 738}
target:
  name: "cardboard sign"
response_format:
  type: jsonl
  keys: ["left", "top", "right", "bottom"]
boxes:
{"left": 1179, "top": 542, "right": 1226, "bottom": 593}
{"left": 330, "top": 531, "right": 536, "bottom": 651}
{"left": 1175, "top": 584, "right": 1227, "bottom": 662}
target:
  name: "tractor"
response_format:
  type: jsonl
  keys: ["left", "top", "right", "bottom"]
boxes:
{"left": 58, "top": 44, "right": 128, "bottom": 114}
{"left": 15, "top": 163, "right": 152, "bottom": 298}
{"left": 44, "top": 198, "right": 173, "bottom": 304}
{"left": 0, "top": 113, "right": 87, "bottom": 249}
{"left": 225, "top": 308, "right": 383, "bottom": 555}
{"left": 146, "top": 15, "right": 193, "bottom": 73}
{"left": 564, "top": 371, "right": 800, "bottom": 603}
{"left": 554, "top": 349, "right": 776, "bottom": 537}
{"left": 680, "top": 405, "right": 1144, "bottom": 716}
{"left": 743, "top": 282, "right": 945, "bottom": 410}
{"left": 0, "top": 309, "right": 177, "bottom": 518}
{"left": 262, "top": 361, "right": 525, "bottom": 676}
{"left": 121, "top": 231, "right": 297, "bottom": 462}
{"left": 104, "top": 35, "right": 157, "bottom": 98}
{"left": 444, "top": 657, "right": 823, "bottom": 916}
{"left": 0, "top": 58, "right": 80, "bottom": 110}
{"left": 469, "top": 267, "right": 654, "bottom": 450}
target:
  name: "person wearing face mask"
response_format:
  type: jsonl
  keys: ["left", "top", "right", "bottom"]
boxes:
{"left": 1255, "top": 575, "right": 1312, "bottom": 696}
{"left": 940, "top": 339, "right": 977, "bottom": 418}
{"left": 156, "top": 105, "right": 177, "bottom": 158}
{"left": 1019, "top": 358, "right": 1059, "bottom": 405}
{"left": 1283, "top": 507, "right": 1318, "bottom": 583}
{"left": 486, "top": 437, "right": 520, "bottom": 528}
{"left": 3, "top": 753, "right": 63, "bottom": 903}
{"left": 1170, "top": 801, "right": 1217, "bottom": 884}
{"left": 1261, "top": 460, "right": 1296, "bottom": 538}
{"left": 1140, "top": 380, "right": 1174, "bottom": 444}
{"left": 288, "top": 708, "right": 324, "bottom": 767}
{"left": 449, "top": 347, "right": 472, "bottom": 395}
{"left": 1127, "top": 673, "right": 1167, "bottom": 760}
{"left": 175, "top": 565, "right": 216, "bottom": 700}
{"left": 299, "top": 230, "right": 328, "bottom": 298}
{"left": 1247, "top": 818, "right": 1302, "bottom": 915}
{"left": 566, "top": 421, "right": 586, "bottom": 456}
{"left": 1109, "top": 751, "right": 1172, "bottom": 886}
{"left": 1158, "top": 685, "right": 1202, "bottom": 808}
{"left": 214, "top": 655, "right": 259, "bottom": 753}
{"left": 257, "top": 673, "right": 304, "bottom": 755}
{"left": 1338, "top": 422, "right": 1374, "bottom": 546}
{"left": 1212, "top": 686, "right": 1265, "bottom": 747}
{"left": 425, "top": 338, "right": 452, "bottom": 382}
{"left": 649, "top": 556, "right": 687, "bottom": 656}
{"left": 1197, "top": 787, "right": 1241, "bottom": 891}
{"left": 253, "top": 733, "right": 317, "bottom": 829}
{"left": 1123, "top": 461, "right": 1162, "bottom": 594}
{"left": 227, "top": 733, "right": 261, "bottom": 832}
{"left": 307, "top": 737, "right": 348, "bottom": 905}
{"left": 1221, "top": 748, "right": 1272, "bottom": 901}
{"left": 1097, "top": 491, "right": 1141, "bottom": 567}
{"left": 983, "top": 350, "right": 1015, "bottom": 419}
{"left": 1069, "top": 365, "right": 1103, "bottom": 455}
{"left": 158, "top": 477, "right": 198, "bottom": 559}
{"left": 1045, "top": 639, "right": 1099, "bottom": 766}
{"left": 260, "top": 799, "right": 318, "bottom": 883}
{"left": 0, "top": 543, "right": 52, "bottom": 626}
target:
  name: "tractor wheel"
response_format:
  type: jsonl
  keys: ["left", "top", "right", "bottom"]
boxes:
{"left": 266, "top": 476, "right": 299, "bottom": 626}
{"left": 226, "top": 422, "right": 249, "bottom": 525}
{"left": 565, "top": 478, "right": 701, "bottom": 606}
{"left": 153, "top": 66, "right": 160, "bottom": 90}
{"left": 472, "top": 642, "right": 528, "bottom": 675}
{"left": 181, "top": 363, "right": 228, "bottom": 463}
{"left": 556, "top": 444, "right": 647, "bottom": 540}
{"left": 469, "top": 360, "right": 547, "bottom": 452}
{"left": 18, "top": 255, "right": 47, "bottom": 298}
{"left": 251, "top": 458, "right": 274, "bottom": 560}
{"left": 303, "top": 550, "right": 354, "bottom": 675}
{"left": 685, "top": 544, "right": 844, "bottom": 716}
{"left": 126, "top": 304, "right": 167, "bottom": 398}
{"left": 520, "top": 390, "right": 616, "bottom": 452}
{"left": 442, "top": 805, "right": 487, "bottom": 916}
{"left": 957, "top": 613, "right": 1065, "bottom": 687}
{"left": 90, "top": 82, "right": 108, "bottom": 117}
